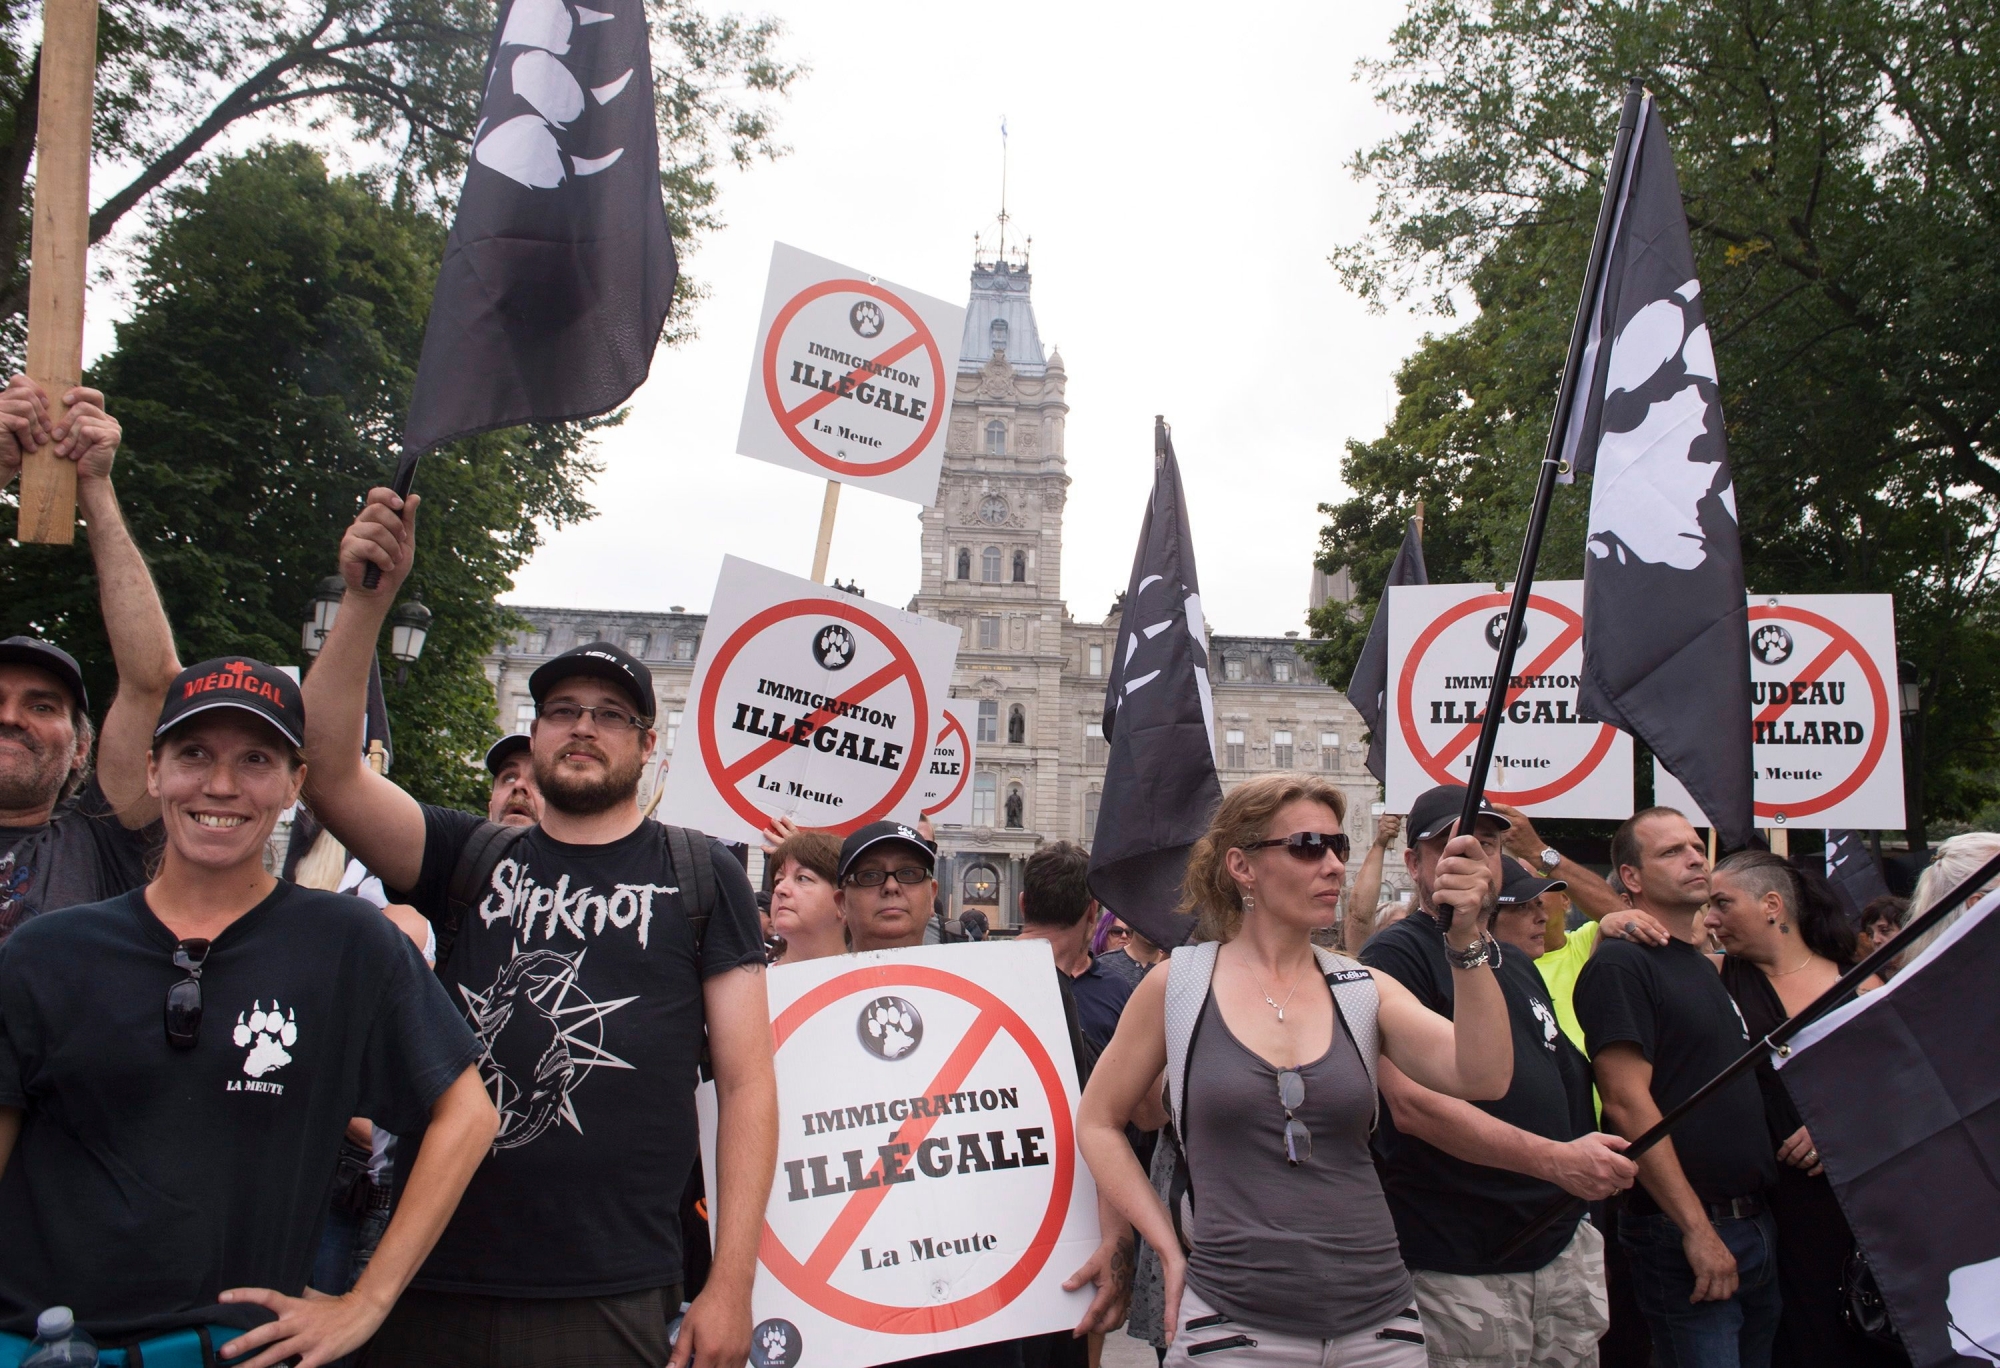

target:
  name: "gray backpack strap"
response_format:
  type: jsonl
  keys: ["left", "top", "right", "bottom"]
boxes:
{"left": 1164, "top": 941, "right": 1219, "bottom": 1143}
{"left": 1314, "top": 945, "right": 1382, "bottom": 1130}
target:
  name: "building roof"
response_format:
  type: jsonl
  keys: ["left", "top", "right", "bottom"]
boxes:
{"left": 958, "top": 258, "right": 1047, "bottom": 375}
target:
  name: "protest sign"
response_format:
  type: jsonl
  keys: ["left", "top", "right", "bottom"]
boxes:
{"left": 655, "top": 556, "right": 962, "bottom": 844}
{"left": 698, "top": 942, "right": 1101, "bottom": 1368}
{"left": 918, "top": 705, "right": 974, "bottom": 826}
{"left": 1652, "top": 594, "right": 1904, "bottom": 828}
{"left": 1386, "top": 581, "right": 1633, "bottom": 818}
{"left": 737, "top": 242, "right": 965, "bottom": 508}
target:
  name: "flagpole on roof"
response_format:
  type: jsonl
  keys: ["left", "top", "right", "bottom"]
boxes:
{"left": 1451, "top": 80, "right": 1647, "bottom": 840}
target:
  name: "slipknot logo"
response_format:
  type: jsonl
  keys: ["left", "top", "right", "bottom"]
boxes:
{"left": 479, "top": 858, "right": 677, "bottom": 949}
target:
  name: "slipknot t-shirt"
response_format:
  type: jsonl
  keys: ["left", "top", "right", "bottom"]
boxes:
{"left": 398, "top": 807, "right": 763, "bottom": 1297}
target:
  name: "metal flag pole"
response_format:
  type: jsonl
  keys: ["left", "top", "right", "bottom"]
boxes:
{"left": 1451, "top": 80, "right": 1645, "bottom": 840}
{"left": 1496, "top": 846, "right": 2000, "bottom": 1260}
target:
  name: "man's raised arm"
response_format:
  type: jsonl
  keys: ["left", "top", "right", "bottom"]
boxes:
{"left": 300, "top": 488, "right": 427, "bottom": 891}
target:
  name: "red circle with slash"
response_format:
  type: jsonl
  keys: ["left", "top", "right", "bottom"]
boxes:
{"left": 761, "top": 279, "right": 946, "bottom": 478}
{"left": 922, "top": 709, "right": 972, "bottom": 817}
{"left": 1746, "top": 604, "right": 1889, "bottom": 820}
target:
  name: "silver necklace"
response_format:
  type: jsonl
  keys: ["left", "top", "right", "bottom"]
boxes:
{"left": 1245, "top": 955, "right": 1312, "bottom": 1022}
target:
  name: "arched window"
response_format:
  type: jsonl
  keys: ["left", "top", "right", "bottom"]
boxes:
{"left": 989, "top": 317, "right": 1010, "bottom": 351}
{"left": 985, "top": 421, "right": 1006, "bottom": 455}
{"left": 1007, "top": 704, "right": 1026, "bottom": 744}
{"left": 972, "top": 773, "right": 997, "bottom": 826}
{"left": 982, "top": 546, "right": 1002, "bottom": 582}
{"left": 963, "top": 861, "right": 1000, "bottom": 904}
{"left": 1012, "top": 550, "right": 1027, "bottom": 583}
{"left": 956, "top": 548, "right": 971, "bottom": 580}
{"left": 1004, "top": 785, "right": 1025, "bottom": 829}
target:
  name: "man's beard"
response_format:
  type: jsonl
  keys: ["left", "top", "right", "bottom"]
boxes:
{"left": 0, "top": 726, "right": 73, "bottom": 814}
{"left": 534, "top": 746, "right": 645, "bottom": 817}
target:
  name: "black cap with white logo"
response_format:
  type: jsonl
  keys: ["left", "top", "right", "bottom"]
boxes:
{"left": 0, "top": 636, "right": 88, "bottom": 713}
{"left": 1406, "top": 784, "right": 1513, "bottom": 843}
{"left": 485, "top": 733, "right": 532, "bottom": 775}
{"left": 529, "top": 642, "right": 655, "bottom": 723}
{"left": 1499, "top": 859, "right": 1567, "bottom": 906}
{"left": 155, "top": 658, "right": 305, "bottom": 748}
{"left": 837, "top": 820, "right": 937, "bottom": 885}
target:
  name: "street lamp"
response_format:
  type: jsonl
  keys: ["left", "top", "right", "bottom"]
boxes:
{"left": 1899, "top": 659, "right": 1926, "bottom": 855}
{"left": 1898, "top": 659, "right": 1921, "bottom": 719}
{"left": 301, "top": 576, "right": 346, "bottom": 658}
{"left": 388, "top": 600, "right": 432, "bottom": 685}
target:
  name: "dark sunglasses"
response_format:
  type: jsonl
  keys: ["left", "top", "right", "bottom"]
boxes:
{"left": 165, "top": 939, "right": 212, "bottom": 1050}
{"left": 1278, "top": 1069, "right": 1312, "bottom": 1166}
{"left": 846, "top": 866, "right": 931, "bottom": 888}
{"left": 1245, "top": 831, "right": 1351, "bottom": 863}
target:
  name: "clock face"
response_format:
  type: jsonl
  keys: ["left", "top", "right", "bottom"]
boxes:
{"left": 978, "top": 495, "right": 1009, "bottom": 526}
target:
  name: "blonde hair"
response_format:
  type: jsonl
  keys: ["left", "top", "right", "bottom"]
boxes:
{"left": 1906, "top": 832, "right": 2000, "bottom": 961}
{"left": 1180, "top": 773, "right": 1348, "bottom": 943}
{"left": 293, "top": 828, "right": 350, "bottom": 891}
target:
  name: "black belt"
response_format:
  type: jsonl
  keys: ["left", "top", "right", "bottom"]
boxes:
{"left": 1625, "top": 1188, "right": 1765, "bottom": 1222}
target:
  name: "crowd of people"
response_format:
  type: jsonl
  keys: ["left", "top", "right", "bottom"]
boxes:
{"left": 0, "top": 387, "right": 1966, "bottom": 1368}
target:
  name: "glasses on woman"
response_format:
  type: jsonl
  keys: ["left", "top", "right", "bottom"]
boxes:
{"left": 165, "top": 939, "right": 212, "bottom": 1050}
{"left": 1244, "top": 831, "right": 1351, "bottom": 863}
{"left": 1105, "top": 923, "right": 1130, "bottom": 942}
{"left": 1278, "top": 1069, "right": 1311, "bottom": 1166}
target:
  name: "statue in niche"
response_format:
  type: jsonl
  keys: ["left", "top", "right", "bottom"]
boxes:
{"left": 1004, "top": 789, "right": 1024, "bottom": 829}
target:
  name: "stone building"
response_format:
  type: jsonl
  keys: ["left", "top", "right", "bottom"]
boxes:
{"left": 484, "top": 248, "right": 1400, "bottom": 926}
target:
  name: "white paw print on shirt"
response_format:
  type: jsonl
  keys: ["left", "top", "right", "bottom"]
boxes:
{"left": 233, "top": 1000, "right": 299, "bottom": 1078}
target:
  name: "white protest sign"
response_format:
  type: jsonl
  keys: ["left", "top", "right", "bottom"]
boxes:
{"left": 655, "top": 557, "right": 962, "bottom": 845}
{"left": 918, "top": 704, "right": 974, "bottom": 826}
{"left": 1652, "top": 594, "right": 1904, "bottom": 828}
{"left": 737, "top": 242, "right": 966, "bottom": 507}
{"left": 1386, "top": 581, "right": 1633, "bottom": 818}
{"left": 698, "top": 942, "right": 1101, "bottom": 1368}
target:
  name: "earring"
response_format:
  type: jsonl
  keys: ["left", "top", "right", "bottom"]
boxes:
{"left": 1766, "top": 915, "right": 1778, "bottom": 926}
{"left": 1242, "top": 895, "right": 1256, "bottom": 916}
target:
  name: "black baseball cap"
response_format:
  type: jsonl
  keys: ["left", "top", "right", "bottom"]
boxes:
{"left": 1407, "top": 784, "right": 1513, "bottom": 842}
{"left": 0, "top": 636, "right": 87, "bottom": 713}
{"left": 1499, "top": 859, "right": 1566, "bottom": 906}
{"left": 485, "top": 733, "right": 532, "bottom": 775}
{"left": 154, "top": 658, "right": 305, "bottom": 749}
{"left": 837, "top": 820, "right": 937, "bottom": 884}
{"left": 529, "top": 643, "right": 655, "bottom": 723}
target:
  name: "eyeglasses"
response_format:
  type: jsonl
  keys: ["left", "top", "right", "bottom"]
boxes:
{"left": 1278, "top": 1069, "right": 1312, "bottom": 1166}
{"left": 1244, "top": 831, "right": 1351, "bottom": 863}
{"left": 165, "top": 939, "right": 212, "bottom": 1050}
{"left": 846, "top": 866, "right": 932, "bottom": 888}
{"left": 539, "top": 702, "right": 646, "bottom": 733}
{"left": 1105, "top": 925, "right": 1131, "bottom": 942}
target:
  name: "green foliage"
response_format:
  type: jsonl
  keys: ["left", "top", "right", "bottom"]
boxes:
{"left": 1316, "top": 0, "right": 2000, "bottom": 832}
{"left": 1, "top": 144, "right": 600, "bottom": 808}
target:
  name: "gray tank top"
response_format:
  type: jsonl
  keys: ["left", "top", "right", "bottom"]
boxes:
{"left": 1182, "top": 989, "right": 1415, "bottom": 1340}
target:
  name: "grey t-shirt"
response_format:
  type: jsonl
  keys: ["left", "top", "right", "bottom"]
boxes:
{"left": 1183, "top": 989, "right": 1414, "bottom": 1339}
{"left": 0, "top": 777, "right": 158, "bottom": 945}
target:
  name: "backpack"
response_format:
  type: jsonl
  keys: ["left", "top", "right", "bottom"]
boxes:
{"left": 436, "top": 819, "right": 718, "bottom": 973}
{"left": 1159, "top": 941, "right": 1381, "bottom": 1252}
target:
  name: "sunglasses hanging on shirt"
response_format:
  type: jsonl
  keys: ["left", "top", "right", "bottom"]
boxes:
{"left": 165, "top": 939, "right": 211, "bottom": 1050}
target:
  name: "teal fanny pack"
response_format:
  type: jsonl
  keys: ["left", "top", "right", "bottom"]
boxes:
{"left": 0, "top": 1326, "right": 246, "bottom": 1368}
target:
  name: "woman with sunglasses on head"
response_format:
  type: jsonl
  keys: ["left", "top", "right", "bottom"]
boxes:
{"left": 0, "top": 659, "right": 496, "bottom": 1368}
{"left": 1077, "top": 774, "right": 1512, "bottom": 1366}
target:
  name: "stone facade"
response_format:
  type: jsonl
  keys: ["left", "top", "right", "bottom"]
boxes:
{"left": 484, "top": 253, "right": 1400, "bottom": 926}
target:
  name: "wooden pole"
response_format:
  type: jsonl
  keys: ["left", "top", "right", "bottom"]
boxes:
{"left": 1768, "top": 826, "right": 1788, "bottom": 857}
{"left": 809, "top": 478, "right": 840, "bottom": 584}
{"left": 1414, "top": 498, "right": 1425, "bottom": 540}
{"left": 16, "top": 0, "right": 99, "bottom": 545}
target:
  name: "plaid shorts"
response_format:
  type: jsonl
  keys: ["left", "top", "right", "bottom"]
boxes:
{"left": 358, "top": 1284, "right": 682, "bottom": 1368}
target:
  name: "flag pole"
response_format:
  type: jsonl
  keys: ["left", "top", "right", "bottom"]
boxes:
{"left": 810, "top": 479, "right": 841, "bottom": 584}
{"left": 1495, "top": 846, "right": 2000, "bottom": 1261}
{"left": 1452, "top": 79, "right": 1646, "bottom": 841}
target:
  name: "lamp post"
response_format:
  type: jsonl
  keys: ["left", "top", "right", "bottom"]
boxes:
{"left": 301, "top": 576, "right": 346, "bottom": 659}
{"left": 388, "top": 600, "right": 432, "bottom": 685}
{"left": 1899, "top": 658, "right": 1926, "bottom": 855}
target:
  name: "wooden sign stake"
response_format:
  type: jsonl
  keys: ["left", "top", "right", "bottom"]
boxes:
{"left": 809, "top": 478, "right": 840, "bottom": 584}
{"left": 16, "top": 0, "right": 98, "bottom": 544}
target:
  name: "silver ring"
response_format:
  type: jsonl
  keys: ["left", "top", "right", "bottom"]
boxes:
{"left": 1805, "top": 1150, "right": 1818, "bottom": 1164}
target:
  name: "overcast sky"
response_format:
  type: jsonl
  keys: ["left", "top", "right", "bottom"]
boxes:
{"left": 469, "top": 2, "right": 1445, "bottom": 634}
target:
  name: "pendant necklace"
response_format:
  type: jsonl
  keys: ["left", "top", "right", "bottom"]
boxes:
{"left": 1248, "top": 956, "right": 1311, "bottom": 1022}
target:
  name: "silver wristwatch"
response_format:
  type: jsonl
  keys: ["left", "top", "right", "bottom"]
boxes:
{"left": 1538, "top": 846, "right": 1562, "bottom": 873}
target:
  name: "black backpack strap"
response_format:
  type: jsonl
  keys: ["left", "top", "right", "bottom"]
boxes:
{"left": 660, "top": 823, "right": 717, "bottom": 957}
{"left": 440, "top": 820, "right": 531, "bottom": 973}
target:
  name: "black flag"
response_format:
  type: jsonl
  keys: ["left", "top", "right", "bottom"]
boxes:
{"left": 1560, "top": 92, "right": 1754, "bottom": 847}
{"left": 1088, "top": 421, "right": 1223, "bottom": 949}
{"left": 1775, "top": 888, "right": 2000, "bottom": 1365}
{"left": 1825, "top": 828, "right": 1891, "bottom": 921}
{"left": 403, "top": 0, "right": 678, "bottom": 456}
{"left": 1345, "top": 517, "right": 1428, "bottom": 783}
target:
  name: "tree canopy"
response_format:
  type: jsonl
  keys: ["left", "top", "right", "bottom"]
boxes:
{"left": 1311, "top": 0, "right": 2000, "bottom": 834}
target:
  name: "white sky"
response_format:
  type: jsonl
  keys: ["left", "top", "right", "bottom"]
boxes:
{"left": 504, "top": 0, "right": 1439, "bottom": 635}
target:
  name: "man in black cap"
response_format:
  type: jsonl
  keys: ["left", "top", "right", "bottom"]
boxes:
{"left": 0, "top": 376, "right": 180, "bottom": 941}
{"left": 483, "top": 734, "right": 540, "bottom": 827}
{"left": 301, "top": 488, "right": 777, "bottom": 1368}
{"left": 1361, "top": 783, "right": 1636, "bottom": 1368}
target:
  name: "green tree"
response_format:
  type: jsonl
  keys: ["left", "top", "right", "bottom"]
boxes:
{"left": 2, "top": 143, "right": 597, "bottom": 808}
{"left": 1312, "top": 0, "right": 2000, "bottom": 833}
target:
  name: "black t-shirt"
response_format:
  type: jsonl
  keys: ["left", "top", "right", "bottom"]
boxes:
{"left": 1361, "top": 911, "right": 1594, "bottom": 1274}
{"left": 0, "top": 777, "right": 160, "bottom": 944}
{"left": 1574, "top": 936, "right": 1779, "bottom": 1204}
{"left": 396, "top": 807, "right": 764, "bottom": 1297}
{"left": 0, "top": 883, "right": 477, "bottom": 1340}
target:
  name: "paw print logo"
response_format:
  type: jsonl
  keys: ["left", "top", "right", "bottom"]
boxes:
{"left": 750, "top": 1318, "right": 802, "bottom": 1368}
{"left": 857, "top": 995, "right": 922, "bottom": 1061}
{"left": 1752, "top": 624, "right": 1794, "bottom": 666}
{"left": 1529, "top": 996, "right": 1561, "bottom": 1051}
{"left": 474, "top": 0, "right": 635, "bottom": 190}
{"left": 849, "top": 301, "right": 885, "bottom": 338}
{"left": 232, "top": 1000, "right": 299, "bottom": 1078}
{"left": 812, "top": 624, "right": 855, "bottom": 671}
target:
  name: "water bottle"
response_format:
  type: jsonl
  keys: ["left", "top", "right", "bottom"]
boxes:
{"left": 20, "top": 1307, "right": 97, "bottom": 1367}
